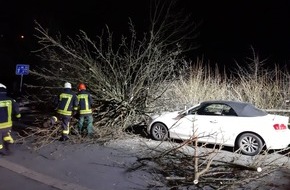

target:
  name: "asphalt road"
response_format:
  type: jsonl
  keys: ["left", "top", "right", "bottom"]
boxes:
{"left": 0, "top": 139, "right": 153, "bottom": 190}
{"left": 0, "top": 164, "right": 58, "bottom": 190}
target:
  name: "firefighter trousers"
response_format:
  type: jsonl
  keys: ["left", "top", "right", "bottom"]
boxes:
{"left": 0, "top": 127, "right": 14, "bottom": 154}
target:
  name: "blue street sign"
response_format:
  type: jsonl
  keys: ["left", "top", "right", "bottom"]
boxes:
{"left": 16, "top": 64, "right": 30, "bottom": 75}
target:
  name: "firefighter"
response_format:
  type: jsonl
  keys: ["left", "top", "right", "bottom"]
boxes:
{"left": 77, "top": 83, "right": 94, "bottom": 137}
{"left": 0, "top": 83, "right": 21, "bottom": 155}
{"left": 55, "top": 82, "right": 78, "bottom": 141}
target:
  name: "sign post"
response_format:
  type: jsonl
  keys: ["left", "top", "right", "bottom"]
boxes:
{"left": 15, "top": 64, "right": 30, "bottom": 93}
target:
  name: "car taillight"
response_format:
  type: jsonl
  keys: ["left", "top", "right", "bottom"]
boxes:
{"left": 273, "top": 124, "right": 287, "bottom": 130}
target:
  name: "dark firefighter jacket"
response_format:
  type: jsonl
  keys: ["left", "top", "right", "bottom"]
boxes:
{"left": 77, "top": 90, "right": 93, "bottom": 116}
{"left": 0, "top": 91, "right": 21, "bottom": 129}
{"left": 56, "top": 89, "right": 78, "bottom": 116}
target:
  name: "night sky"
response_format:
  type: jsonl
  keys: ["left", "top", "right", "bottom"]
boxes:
{"left": 1, "top": 0, "right": 290, "bottom": 88}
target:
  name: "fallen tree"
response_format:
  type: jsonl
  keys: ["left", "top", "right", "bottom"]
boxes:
{"left": 22, "top": 0, "right": 200, "bottom": 143}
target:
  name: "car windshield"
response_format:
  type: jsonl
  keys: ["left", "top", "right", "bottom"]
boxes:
{"left": 187, "top": 104, "right": 202, "bottom": 115}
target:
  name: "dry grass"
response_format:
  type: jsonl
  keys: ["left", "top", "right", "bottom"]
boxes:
{"left": 156, "top": 56, "right": 290, "bottom": 113}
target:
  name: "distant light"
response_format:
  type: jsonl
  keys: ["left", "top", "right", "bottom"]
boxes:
{"left": 20, "top": 35, "right": 25, "bottom": 39}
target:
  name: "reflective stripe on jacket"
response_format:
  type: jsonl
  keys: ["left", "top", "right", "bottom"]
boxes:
{"left": 0, "top": 93, "right": 21, "bottom": 129}
{"left": 56, "top": 89, "right": 78, "bottom": 116}
{"left": 77, "top": 90, "right": 93, "bottom": 115}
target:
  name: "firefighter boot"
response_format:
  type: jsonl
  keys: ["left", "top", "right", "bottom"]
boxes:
{"left": 59, "top": 135, "right": 69, "bottom": 141}
{"left": 3, "top": 141, "right": 11, "bottom": 155}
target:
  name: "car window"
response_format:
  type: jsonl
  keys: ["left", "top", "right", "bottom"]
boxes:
{"left": 221, "top": 106, "right": 237, "bottom": 116}
{"left": 196, "top": 103, "right": 237, "bottom": 116}
{"left": 197, "top": 103, "right": 224, "bottom": 115}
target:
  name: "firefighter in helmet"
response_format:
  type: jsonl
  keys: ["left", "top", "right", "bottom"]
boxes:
{"left": 77, "top": 83, "right": 94, "bottom": 137}
{"left": 55, "top": 82, "right": 78, "bottom": 141}
{"left": 0, "top": 83, "right": 21, "bottom": 155}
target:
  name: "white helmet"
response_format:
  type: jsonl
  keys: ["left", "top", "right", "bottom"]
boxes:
{"left": 64, "top": 82, "right": 72, "bottom": 89}
{"left": 0, "top": 83, "right": 6, "bottom": 89}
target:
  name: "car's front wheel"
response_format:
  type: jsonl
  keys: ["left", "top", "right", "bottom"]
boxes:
{"left": 237, "top": 133, "right": 264, "bottom": 156}
{"left": 151, "top": 123, "right": 169, "bottom": 141}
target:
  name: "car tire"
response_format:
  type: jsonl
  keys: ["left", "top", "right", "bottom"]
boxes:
{"left": 151, "top": 123, "right": 168, "bottom": 141}
{"left": 237, "top": 133, "right": 264, "bottom": 156}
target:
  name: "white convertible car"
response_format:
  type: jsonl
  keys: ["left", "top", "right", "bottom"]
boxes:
{"left": 147, "top": 100, "right": 290, "bottom": 156}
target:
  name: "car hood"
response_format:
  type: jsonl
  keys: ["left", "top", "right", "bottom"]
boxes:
{"left": 151, "top": 111, "right": 180, "bottom": 120}
{"left": 149, "top": 111, "right": 183, "bottom": 128}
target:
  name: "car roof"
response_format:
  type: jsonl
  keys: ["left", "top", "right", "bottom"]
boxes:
{"left": 200, "top": 100, "right": 268, "bottom": 117}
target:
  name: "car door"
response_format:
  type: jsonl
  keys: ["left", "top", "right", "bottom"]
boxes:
{"left": 169, "top": 103, "right": 224, "bottom": 142}
{"left": 169, "top": 113, "right": 196, "bottom": 139}
{"left": 211, "top": 115, "right": 239, "bottom": 145}
{"left": 193, "top": 114, "right": 223, "bottom": 144}
{"left": 191, "top": 103, "right": 229, "bottom": 144}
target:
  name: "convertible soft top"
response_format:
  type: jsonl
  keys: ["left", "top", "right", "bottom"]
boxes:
{"left": 201, "top": 100, "right": 268, "bottom": 117}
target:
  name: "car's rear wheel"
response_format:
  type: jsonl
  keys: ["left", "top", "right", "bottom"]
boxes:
{"left": 151, "top": 123, "right": 168, "bottom": 141}
{"left": 237, "top": 133, "right": 264, "bottom": 156}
